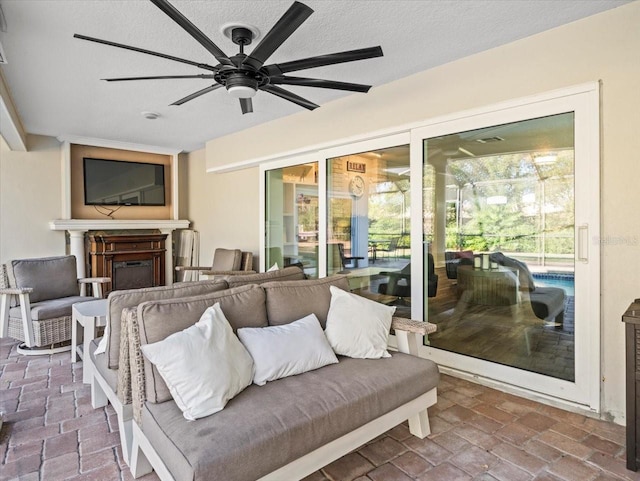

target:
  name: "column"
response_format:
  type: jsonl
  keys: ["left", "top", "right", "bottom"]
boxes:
{"left": 160, "top": 228, "right": 175, "bottom": 285}
{"left": 68, "top": 230, "right": 88, "bottom": 278}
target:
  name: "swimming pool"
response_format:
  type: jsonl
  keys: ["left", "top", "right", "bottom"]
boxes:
{"left": 532, "top": 273, "right": 575, "bottom": 297}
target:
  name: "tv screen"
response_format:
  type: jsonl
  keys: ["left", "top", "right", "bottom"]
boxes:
{"left": 83, "top": 158, "right": 166, "bottom": 206}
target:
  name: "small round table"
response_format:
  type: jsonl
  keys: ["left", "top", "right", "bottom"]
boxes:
{"left": 71, "top": 298, "right": 108, "bottom": 384}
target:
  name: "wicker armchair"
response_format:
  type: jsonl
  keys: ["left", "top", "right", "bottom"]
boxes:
{"left": 175, "top": 248, "right": 255, "bottom": 281}
{"left": 0, "top": 256, "right": 110, "bottom": 355}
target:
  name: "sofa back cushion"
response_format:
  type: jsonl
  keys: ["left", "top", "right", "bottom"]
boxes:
{"left": 263, "top": 275, "right": 350, "bottom": 329}
{"left": 106, "top": 280, "right": 229, "bottom": 369}
{"left": 137, "top": 284, "right": 268, "bottom": 403}
{"left": 9, "top": 256, "right": 79, "bottom": 304}
{"left": 225, "top": 266, "right": 305, "bottom": 288}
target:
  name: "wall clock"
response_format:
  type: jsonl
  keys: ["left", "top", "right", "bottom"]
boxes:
{"left": 349, "top": 175, "right": 365, "bottom": 198}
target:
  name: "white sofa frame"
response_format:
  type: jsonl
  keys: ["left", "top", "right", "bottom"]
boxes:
{"left": 129, "top": 327, "right": 437, "bottom": 480}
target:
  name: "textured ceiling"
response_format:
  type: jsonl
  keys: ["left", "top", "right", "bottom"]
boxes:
{"left": 0, "top": 0, "right": 631, "bottom": 152}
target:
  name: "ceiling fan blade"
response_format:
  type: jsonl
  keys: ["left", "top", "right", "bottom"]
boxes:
{"left": 240, "top": 98, "right": 253, "bottom": 114}
{"left": 171, "top": 84, "right": 222, "bottom": 106}
{"left": 73, "top": 34, "right": 218, "bottom": 72}
{"left": 264, "top": 46, "right": 383, "bottom": 75}
{"left": 103, "top": 74, "right": 216, "bottom": 82}
{"left": 270, "top": 76, "right": 371, "bottom": 93}
{"left": 242, "top": 1, "right": 313, "bottom": 71}
{"left": 149, "top": 0, "right": 234, "bottom": 67}
{"left": 260, "top": 85, "right": 319, "bottom": 111}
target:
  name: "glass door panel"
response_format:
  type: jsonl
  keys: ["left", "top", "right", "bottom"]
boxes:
{"left": 423, "top": 113, "right": 577, "bottom": 381}
{"left": 265, "top": 162, "right": 319, "bottom": 278}
{"left": 326, "top": 145, "right": 412, "bottom": 317}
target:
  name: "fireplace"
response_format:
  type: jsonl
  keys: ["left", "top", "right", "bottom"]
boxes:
{"left": 87, "top": 233, "right": 167, "bottom": 294}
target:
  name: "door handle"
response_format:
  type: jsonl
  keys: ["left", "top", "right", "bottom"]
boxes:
{"left": 577, "top": 224, "right": 589, "bottom": 263}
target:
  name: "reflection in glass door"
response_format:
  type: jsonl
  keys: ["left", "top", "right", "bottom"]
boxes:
{"left": 326, "top": 145, "right": 412, "bottom": 317}
{"left": 423, "top": 113, "right": 577, "bottom": 381}
{"left": 265, "top": 162, "right": 319, "bottom": 278}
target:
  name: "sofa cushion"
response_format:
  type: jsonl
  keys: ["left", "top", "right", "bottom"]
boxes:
{"left": 263, "top": 275, "right": 350, "bottom": 329}
{"left": 141, "top": 304, "right": 254, "bottom": 420}
{"left": 138, "top": 284, "right": 268, "bottom": 404}
{"left": 225, "top": 266, "right": 305, "bottom": 288}
{"left": 10, "top": 256, "right": 79, "bottom": 304}
{"left": 141, "top": 352, "right": 440, "bottom": 481}
{"left": 237, "top": 313, "right": 338, "bottom": 386}
{"left": 9, "top": 296, "right": 90, "bottom": 321}
{"left": 106, "top": 279, "right": 229, "bottom": 369}
{"left": 325, "top": 286, "right": 395, "bottom": 359}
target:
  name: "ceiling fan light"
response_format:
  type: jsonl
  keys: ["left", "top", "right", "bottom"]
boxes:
{"left": 227, "top": 85, "right": 257, "bottom": 98}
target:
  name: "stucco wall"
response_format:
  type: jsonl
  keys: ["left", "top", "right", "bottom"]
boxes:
{"left": 199, "top": 2, "right": 640, "bottom": 422}
{"left": 0, "top": 135, "right": 66, "bottom": 262}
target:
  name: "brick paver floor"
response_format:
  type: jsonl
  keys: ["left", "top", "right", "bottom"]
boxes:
{"left": 1, "top": 337, "right": 639, "bottom": 481}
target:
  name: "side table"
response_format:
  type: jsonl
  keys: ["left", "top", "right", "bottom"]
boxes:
{"left": 72, "top": 298, "right": 108, "bottom": 384}
{"left": 623, "top": 299, "right": 640, "bottom": 471}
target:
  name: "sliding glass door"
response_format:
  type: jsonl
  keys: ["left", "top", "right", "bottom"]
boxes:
{"left": 265, "top": 161, "right": 319, "bottom": 277}
{"left": 262, "top": 84, "right": 600, "bottom": 410}
{"left": 412, "top": 85, "right": 600, "bottom": 408}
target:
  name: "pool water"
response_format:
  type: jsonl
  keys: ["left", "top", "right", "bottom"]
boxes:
{"left": 532, "top": 273, "right": 575, "bottom": 297}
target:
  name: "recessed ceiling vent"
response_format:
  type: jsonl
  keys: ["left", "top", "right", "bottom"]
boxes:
{"left": 476, "top": 136, "right": 504, "bottom": 144}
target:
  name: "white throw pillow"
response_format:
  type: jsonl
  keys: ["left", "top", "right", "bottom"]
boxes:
{"left": 237, "top": 313, "right": 338, "bottom": 386}
{"left": 140, "top": 303, "right": 254, "bottom": 421}
{"left": 267, "top": 262, "right": 279, "bottom": 271}
{"left": 325, "top": 286, "right": 396, "bottom": 359}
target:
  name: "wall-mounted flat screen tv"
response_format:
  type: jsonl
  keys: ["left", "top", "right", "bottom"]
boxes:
{"left": 83, "top": 158, "right": 166, "bottom": 206}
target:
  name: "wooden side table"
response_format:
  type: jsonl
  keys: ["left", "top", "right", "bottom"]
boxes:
{"left": 623, "top": 299, "right": 640, "bottom": 471}
{"left": 72, "top": 298, "right": 108, "bottom": 384}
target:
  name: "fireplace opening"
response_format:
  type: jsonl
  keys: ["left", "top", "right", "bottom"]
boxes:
{"left": 113, "top": 260, "right": 153, "bottom": 290}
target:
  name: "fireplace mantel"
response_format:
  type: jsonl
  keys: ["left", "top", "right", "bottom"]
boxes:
{"left": 49, "top": 219, "right": 190, "bottom": 283}
{"left": 50, "top": 219, "right": 189, "bottom": 231}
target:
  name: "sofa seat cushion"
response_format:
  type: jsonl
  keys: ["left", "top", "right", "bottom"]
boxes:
{"left": 89, "top": 338, "right": 117, "bottom": 392}
{"left": 9, "top": 296, "right": 91, "bottom": 320}
{"left": 141, "top": 352, "right": 439, "bottom": 481}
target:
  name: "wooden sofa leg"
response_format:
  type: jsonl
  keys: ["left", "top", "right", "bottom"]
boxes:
{"left": 408, "top": 409, "right": 432, "bottom": 439}
{"left": 91, "top": 375, "right": 108, "bottom": 409}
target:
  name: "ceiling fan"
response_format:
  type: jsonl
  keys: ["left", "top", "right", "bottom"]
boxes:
{"left": 74, "top": 0, "right": 383, "bottom": 114}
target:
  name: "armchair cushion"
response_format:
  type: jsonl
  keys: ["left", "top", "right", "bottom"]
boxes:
{"left": 9, "top": 256, "right": 79, "bottom": 303}
{"left": 9, "top": 296, "right": 90, "bottom": 321}
{"left": 211, "top": 248, "right": 242, "bottom": 271}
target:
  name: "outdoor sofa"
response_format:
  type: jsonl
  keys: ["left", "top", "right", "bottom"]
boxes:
{"left": 123, "top": 275, "right": 439, "bottom": 481}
